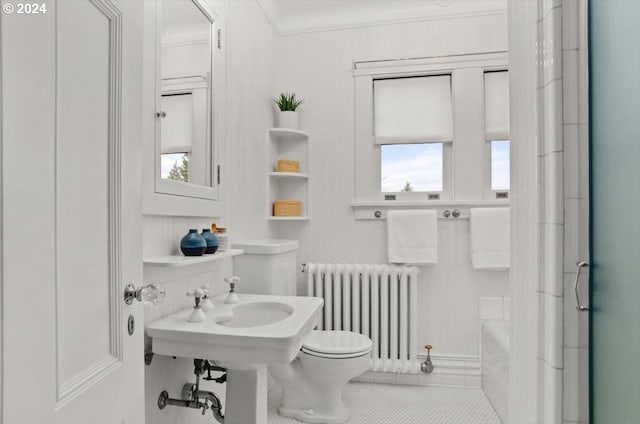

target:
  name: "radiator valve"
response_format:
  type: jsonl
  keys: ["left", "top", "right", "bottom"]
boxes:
{"left": 420, "top": 345, "right": 434, "bottom": 374}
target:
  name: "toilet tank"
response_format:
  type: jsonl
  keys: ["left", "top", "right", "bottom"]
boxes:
{"left": 232, "top": 239, "right": 299, "bottom": 296}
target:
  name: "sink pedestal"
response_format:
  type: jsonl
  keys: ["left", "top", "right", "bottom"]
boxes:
{"left": 225, "top": 365, "right": 269, "bottom": 424}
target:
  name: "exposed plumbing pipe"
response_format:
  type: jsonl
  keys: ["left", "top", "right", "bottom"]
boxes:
{"left": 198, "top": 390, "right": 224, "bottom": 423}
{"left": 157, "top": 358, "right": 226, "bottom": 423}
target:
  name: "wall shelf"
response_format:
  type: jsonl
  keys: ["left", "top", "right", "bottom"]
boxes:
{"left": 267, "top": 128, "right": 310, "bottom": 221}
{"left": 143, "top": 248, "right": 244, "bottom": 267}
{"left": 267, "top": 216, "right": 309, "bottom": 221}
{"left": 268, "top": 128, "right": 309, "bottom": 142}
{"left": 268, "top": 172, "right": 309, "bottom": 179}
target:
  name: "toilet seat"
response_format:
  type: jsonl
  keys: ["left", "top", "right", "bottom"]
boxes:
{"left": 301, "top": 330, "right": 373, "bottom": 359}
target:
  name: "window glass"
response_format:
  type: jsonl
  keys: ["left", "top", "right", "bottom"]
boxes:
{"left": 491, "top": 140, "right": 510, "bottom": 191}
{"left": 381, "top": 143, "right": 443, "bottom": 192}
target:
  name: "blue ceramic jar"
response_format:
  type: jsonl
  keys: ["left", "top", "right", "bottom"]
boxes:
{"left": 180, "top": 229, "right": 206, "bottom": 256}
{"left": 200, "top": 228, "right": 219, "bottom": 254}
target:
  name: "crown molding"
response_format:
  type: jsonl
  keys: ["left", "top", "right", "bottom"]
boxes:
{"left": 257, "top": 0, "right": 507, "bottom": 36}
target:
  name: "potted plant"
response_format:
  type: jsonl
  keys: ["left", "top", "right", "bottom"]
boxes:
{"left": 273, "top": 92, "right": 303, "bottom": 129}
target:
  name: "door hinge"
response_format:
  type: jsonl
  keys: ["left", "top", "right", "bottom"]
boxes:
{"left": 217, "top": 164, "right": 221, "bottom": 185}
{"left": 217, "top": 29, "right": 222, "bottom": 50}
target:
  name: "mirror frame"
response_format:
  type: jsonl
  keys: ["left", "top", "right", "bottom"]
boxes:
{"left": 145, "top": 0, "right": 222, "bottom": 212}
{"left": 155, "top": 0, "right": 217, "bottom": 200}
{"left": 143, "top": 0, "right": 225, "bottom": 217}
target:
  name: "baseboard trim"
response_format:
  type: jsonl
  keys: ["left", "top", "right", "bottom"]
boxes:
{"left": 353, "top": 354, "right": 481, "bottom": 388}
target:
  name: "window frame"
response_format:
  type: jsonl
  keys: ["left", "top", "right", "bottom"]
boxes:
{"left": 482, "top": 69, "right": 510, "bottom": 200}
{"left": 354, "top": 52, "right": 508, "bottom": 205}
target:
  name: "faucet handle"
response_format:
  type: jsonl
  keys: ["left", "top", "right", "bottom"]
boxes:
{"left": 187, "top": 289, "right": 204, "bottom": 299}
{"left": 186, "top": 289, "right": 207, "bottom": 322}
{"left": 224, "top": 276, "right": 241, "bottom": 286}
{"left": 199, "top": 285, "right": 215, "bottom": 312}
{"left": 224, "top": 277, "right": 241, "bottom": 304}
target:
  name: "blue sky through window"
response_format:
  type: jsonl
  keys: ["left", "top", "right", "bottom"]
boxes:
{"left": 381, "top": 143, "right": 443, "bottom": 192}
{"left": 491, "top": 140, "right": 510, "bottom": 190}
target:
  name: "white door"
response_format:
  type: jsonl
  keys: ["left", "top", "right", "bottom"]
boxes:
{"left": 1, "top": 0, "right": 145, "bottom": 423}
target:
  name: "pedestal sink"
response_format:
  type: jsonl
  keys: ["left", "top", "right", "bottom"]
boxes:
{"left": 147, "top": 294, "right": 323, "bottom": 424}
{"left": 215, "top": 301, "right": 293, "bottom": 328}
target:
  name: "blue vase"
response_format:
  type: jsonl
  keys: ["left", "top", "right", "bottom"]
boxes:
{"left": 200, "top": 228, "right": 219, "bottom": 254}
{"left": 180, "top": 229, "right": 206, "bottom": 256}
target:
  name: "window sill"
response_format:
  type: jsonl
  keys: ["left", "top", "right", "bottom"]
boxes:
{"left": 350, "top": 200, "right": 509, "bottom": 220}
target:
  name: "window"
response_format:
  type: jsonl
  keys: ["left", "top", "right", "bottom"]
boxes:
{"left": 484, "top": 70, "right": 510, "bottom": 195}
{"left": 374, "top": 75, "right": 452, "bottom": 198}
{"left": 381, "top": 143, "right": 443, "bottom": 192}
{"left": 353, "top": 52, "right": 508, "bottom": 206}
{"left": 490, "top": 140, "right": 510, "bottom": 191}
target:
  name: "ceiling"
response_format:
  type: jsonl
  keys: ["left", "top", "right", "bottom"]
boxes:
{"left": 257, "top": 0, "right": 508, "bottom": 35}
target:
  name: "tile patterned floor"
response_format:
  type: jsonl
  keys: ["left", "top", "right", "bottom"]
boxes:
{"left": 268, "top": 382, "right": 501, "bottom": 424}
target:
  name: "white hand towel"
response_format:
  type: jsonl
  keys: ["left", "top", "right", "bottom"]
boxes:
{"left": 387, "top": 210, "right": 438, "bottom": 264}
{"left": 470, "top": 207, "right": 510, "bottom": 269}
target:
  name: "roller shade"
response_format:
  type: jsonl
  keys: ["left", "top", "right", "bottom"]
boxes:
{"left": 160, "top": 93, "right": 193, "bottom": 154}
{"left": 484, "top": 71, "right": 510, "bottom": 140}
{"left": 374, "top": 75, "right": 453, "bottom": 142}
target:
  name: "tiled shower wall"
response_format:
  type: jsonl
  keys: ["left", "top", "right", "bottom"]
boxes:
{"left": 538, "top": 2, "right": 566, "bottom": 422}
{"left": 538, "top": 1, "right": 589, "bottom": 423}
{"left": 561, "top": 0, "right": 589, "bottom": 423}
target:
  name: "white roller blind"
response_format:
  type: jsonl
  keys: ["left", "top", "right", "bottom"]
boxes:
{"left": 160, "top": 93, "right": 193, "bottom": 154}
{"left": 484, "top": 71, "right": 510, "bottom": 140}
{"left": 374, "top": 75, "right": 453, "bottom": 142}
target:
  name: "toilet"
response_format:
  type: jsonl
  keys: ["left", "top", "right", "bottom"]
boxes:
{"left": 270, "top": 330, "right": 372, "bottom": 423}
{"left": 233, "top": 240, "right": 373, "bottom": 423}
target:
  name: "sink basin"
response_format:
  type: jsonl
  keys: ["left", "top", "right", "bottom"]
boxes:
{"left": 216, "top": 301, "right": 293, "bottom": 328}
{"left": 146, "top": 294, "right": 323, "bottom": 365}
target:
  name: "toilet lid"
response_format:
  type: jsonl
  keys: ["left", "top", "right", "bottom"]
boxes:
{"left": 301, "top": 330, "right": 373, "bottom": 357}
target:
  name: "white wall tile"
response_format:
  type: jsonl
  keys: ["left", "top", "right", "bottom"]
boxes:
{"left": 541, "top": 293, "right": 564, "bottom": 368}
{"left": 543, "top": 79, "right": 564, "bottom": 155}
{"left": 543, "top": 152, "right": 564, "bottom": 224}
{"left": 543, "top": 223, "right": 564, "bottom": 296}
{"left": 563, "top": 124, "right": 579, "bottom": 199}
{"left": 542, "top": 7, "right": 563, "bottom": 86}
{"left": 563, "top": 199, "right": 579, "bottom": 272}
{"left": 562, "top": 0, "right": 579, "bottom": 51}
{"left": 563, "top": 346, "right": 589, "bottom": 422}
{"left": 563, "top": 272, "right": 589, "bottom": 348}
{"left": 540, "top": 359, "right": 564, "bottom": 424}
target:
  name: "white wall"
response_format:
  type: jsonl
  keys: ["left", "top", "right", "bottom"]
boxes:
{"left": 142, "top": 1, "right": 278, "bottom": 423}
{"left": 270, "top": 14, "right": 509, "bottom": 363}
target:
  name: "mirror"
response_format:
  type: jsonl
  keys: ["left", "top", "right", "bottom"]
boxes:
{"left": 155, "top": 0, "right": 217, "bottom": 199}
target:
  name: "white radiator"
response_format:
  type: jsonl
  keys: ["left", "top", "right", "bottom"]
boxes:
{"left": 306, "top": 263, "right": 420, "bottom": 374}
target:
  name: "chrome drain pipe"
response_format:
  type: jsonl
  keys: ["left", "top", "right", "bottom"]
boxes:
{"left": 157, "top": 358, "right": 226, "bottom": 423}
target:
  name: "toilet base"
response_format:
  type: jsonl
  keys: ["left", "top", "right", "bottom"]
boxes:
{"left": 278, "top": 404, "right": 349, "bottom": 424}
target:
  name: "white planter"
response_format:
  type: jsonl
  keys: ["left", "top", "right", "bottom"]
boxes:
{"left": 278, "top": 111, "right": 299, "bottom": 129}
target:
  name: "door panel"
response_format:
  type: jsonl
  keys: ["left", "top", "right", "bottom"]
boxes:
{"left": 57, "top": 0, "right": 114, "bottom": 390}
{"left": 589, "top": 0, "right": 640, "bottom": 422}
{"left": 1, "top": 0, "right": 144, "bottom": 422}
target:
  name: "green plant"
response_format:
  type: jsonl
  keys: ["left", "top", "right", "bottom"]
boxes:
{"left": 273, "top": 92, "right": 303, "bottom": 111}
